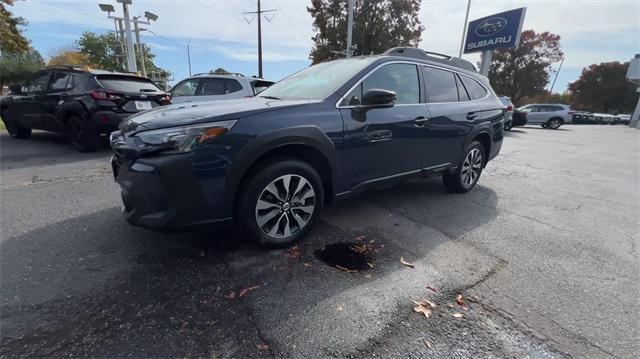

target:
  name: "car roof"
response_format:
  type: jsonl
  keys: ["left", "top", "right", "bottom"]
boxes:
{"left": 43, "top": 66, "right": 141, "bottom": 77}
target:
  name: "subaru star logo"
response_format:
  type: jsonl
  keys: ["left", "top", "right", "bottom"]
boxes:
{"left": 475, "top": 17, "right": 507, "bottom": 37}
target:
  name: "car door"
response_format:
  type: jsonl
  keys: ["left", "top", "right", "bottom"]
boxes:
{"left": 421, "top": 66, "right": 475, "bottom": 167}
{"left": 339, "top": 62, "right": 428, "bottom": 190}
{"left": 170, "top": 78, "right": 201, "bottom": 104}
{"left": 41, "top": 71, "right": 73, "bottom": 132}
{"left": 525, "top": 105, "right": 547, "bottom": 124}
{"left": 13, "top": 70, "right": 51, "bottom": 129}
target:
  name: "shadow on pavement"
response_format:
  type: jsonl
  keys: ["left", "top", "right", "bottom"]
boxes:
{"left": 0, "top": 178, "right": 500, "bottom": 357}
{"left": 0, "top": 131, "right": 111, "bottom": 170}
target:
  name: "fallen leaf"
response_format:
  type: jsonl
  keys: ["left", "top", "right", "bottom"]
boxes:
{"left": 285, "top": 246, "right": 301, "bottom": 259}
{"left": 424, "top": 339, "right": 433, "bottom": 349}
{"left": 427, "top": 285, "right": 439, "bottom": 293}
{"left": 455, "top": 293, "right": 465, "bottom": 306}
{"left": 447, "top": 303, "right": 454, "bottom": 308}
{"left": 400, "top": 257, "right": 415, "bottom": 268}
{"left": 238, "top": 285, "right": 261, "bottom": 298}
{"left": 422, "top": 298, "right": 437, "bottom": 308}
{"left": 335, "top": 264, "right": 358, "bottom": 273}
{"left": 351, "top": 243, "right": 369, "bottom": 254}
{"left": 336, "top": 304, "right": 344, "bottom": 311}
{"left": 365, "top": 274, "right": 372, "bottom": 278}
{"left": 367, "top": 262, "right": 374, "bottom": 268}
{"left": 413, "top": 303, "right": 432, "bottom": 318}
{"left": 355, "top": 235, "right": 366, "bottom": 241}
{"left": 256, "top": 343, "right": 270, "bottom": 350}
{"left": 224, "top": 291, "right": 236, "bottom": 300}
{"left": 368, "top": 239, "right": 375, "bottom": 244}
{"left": 452, "top": 313, "right": 463, "bottom": 318}
{"left": 178, "top": 322, "right": 189, "bottom": 333}
{"left": 303, "top": 262, "right": 313, "bottom": 267}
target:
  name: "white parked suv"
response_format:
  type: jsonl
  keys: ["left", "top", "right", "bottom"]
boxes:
{"left": 169, "top": 73, "right": 274, "bottom": 104}
{"left": 517, "top": 103, "right": 574, "bottom": 129}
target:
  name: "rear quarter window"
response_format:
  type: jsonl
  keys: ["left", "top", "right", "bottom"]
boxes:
{"left": 459, "top": 75, "right": 487, "bottom": 100}
{"left": 96, "top": 75, "right": 162, "bottom": 93}
{"left": 423, "top": 66, "right": 459, "bottom": 103}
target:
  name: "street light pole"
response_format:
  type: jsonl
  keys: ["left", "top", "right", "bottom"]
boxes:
{"left": 133, "top": 18, "right": 146, "bottom": 77}
{"left": 187, "top": 37, "right": 192, "bottom": 76}
{"left": 346, "top": 0, "right": 354, "bottom": 58}
{"left": 458, "top": 0, "right": 471, "bottom": 57}
{"left": 117, "top": 0, "right": 138, "bottom": 73}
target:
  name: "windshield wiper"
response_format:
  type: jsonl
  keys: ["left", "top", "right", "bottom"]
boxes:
{"left": 259, "top": 95, "right": 281, "bottom": 100}
{"left": 140, "top": 89, "right": 156, "bottom": 92}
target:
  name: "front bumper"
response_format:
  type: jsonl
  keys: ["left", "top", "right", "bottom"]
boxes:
{"left": 111, "top": 151, "right": 230, "bottom": 230}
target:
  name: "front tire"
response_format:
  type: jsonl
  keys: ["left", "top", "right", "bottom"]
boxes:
{"left": 547, "top": 118, "right": 562, "bottom": 129}
{"left": 443, "top": 141, "right": 484, "bottom": 193}
{"left": 235, "top": 157, "right": 324, "bottom": 248}
{"left": 2, "top": 110, "right": 31, "bottom": 139}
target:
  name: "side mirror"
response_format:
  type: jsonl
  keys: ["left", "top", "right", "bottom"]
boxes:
{"left": 361, "top": 89, "right": 396, "bottom": 109}
{"left": 8, "top": 85, "right": 22, "bottom": 94}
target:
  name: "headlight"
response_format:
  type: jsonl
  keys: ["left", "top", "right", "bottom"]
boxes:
{"left": 133, "top": 120, "right": 237, "bottom": 153}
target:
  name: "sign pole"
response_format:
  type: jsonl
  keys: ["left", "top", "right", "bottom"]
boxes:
{"left": 458, "top": 0, "right": 471, "bottom": 57}
{"left": 479, "top": 50, "right": 493, "bottom": 76}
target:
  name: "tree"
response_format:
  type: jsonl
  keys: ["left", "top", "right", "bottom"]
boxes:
{"left": 307, "top": 0, "right": 423, "bottom": 64}
{"left": 47, "top": 48, "right": 91, "bottom": 67}
{"left": 569, "top": 62, "right": 638, "bottom": 114}
{"left": 77, "top": 31, "right": 125, "bottom": 72}
{"left": 210, "top": 67, "right": 230, "bottom": 74}
{"left": 0, "top": 47, "right": 44, "bottom": 89}
{"left": 0, "top": 0, "right": 29, "bottom": 55}
{"left": 488, "top": 30, "right": 563, "bottom": 103}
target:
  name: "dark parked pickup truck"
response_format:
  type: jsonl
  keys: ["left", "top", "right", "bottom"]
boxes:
{"left": 1, "top": 66, "right": 170, "bottom": 151}
{"left": 110, "top": 47, "right": 504, "bottom": 247}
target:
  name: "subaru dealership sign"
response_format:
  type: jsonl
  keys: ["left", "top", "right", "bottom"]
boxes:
{"left": 464, "top": 8, "right": 527, "bottom": 54}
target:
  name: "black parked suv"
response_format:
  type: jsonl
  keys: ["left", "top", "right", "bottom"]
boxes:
{"left": 110, "top": 47, "right": 504, "bottom": 247}
{"left": 1, "top": 66, "right": 170, "bottom": 151}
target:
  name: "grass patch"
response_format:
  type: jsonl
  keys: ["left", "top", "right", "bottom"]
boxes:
{"left": 0, "top": 118, "right": 5, "bottom": 130}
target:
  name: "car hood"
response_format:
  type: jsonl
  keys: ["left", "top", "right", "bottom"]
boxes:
{"left": 119, "top": 97, "right": 312, "bottom": 133}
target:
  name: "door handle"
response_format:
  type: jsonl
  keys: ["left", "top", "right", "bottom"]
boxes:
{"left": 466, "top": 112, "right": 477, "bottom": 120}
{"left": 414, "top": 116, "right": 429, "bottom": 126}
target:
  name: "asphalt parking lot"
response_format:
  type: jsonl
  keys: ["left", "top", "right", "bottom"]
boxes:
{"left": 1, "top": 125, "right": 638, "bottom": 358}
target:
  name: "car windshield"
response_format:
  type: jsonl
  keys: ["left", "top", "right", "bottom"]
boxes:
{"left": 258, "top": 57, "right": 376, "bottom": 101}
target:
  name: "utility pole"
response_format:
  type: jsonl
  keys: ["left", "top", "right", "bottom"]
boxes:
{"left": 133, "top": 18, "right": 146, "bottom": 77}
{"left": 117, "top": 0, "right": 138, "bottom": 73}
{"left": 549, "top": 57, "right": 564, "bottom": 94}
{"left": 346, "top": 0, "right": 354, "bottom": 57}
{"left": 187, "top": 37, "right": 192, "bottom": 76}
{"left": 459, "top": 0, "right": 471, "bottom": 57}
{"left": 243, "top": 0, "right": 276, "bottom": 78}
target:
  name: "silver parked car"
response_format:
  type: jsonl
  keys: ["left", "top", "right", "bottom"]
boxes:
{"left": 517, "top": 103, "right": 574, "bottom": 129}
{"left": 169, "top": 73, "right": 274, "bottom": 104}
{"left": 498, "top": 96, "right": 514, "bottom": 130}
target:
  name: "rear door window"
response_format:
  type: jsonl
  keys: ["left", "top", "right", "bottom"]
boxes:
{"left": 458, "top": 75, "right": 487, "bottom": 100}
{"left": 455, "top": 75, "right": 470, "bottom": 101}
{"left": 49, "top": 72, "right": 73, "bottom": 91}
{"left": 97, "top": 75, "right": 162, "bottom": 93}
{"left": 201, "top": 78, "right": 226, "bottom": 95}
{"left": 423, "top": 67, "right": 458, "bottom": 103}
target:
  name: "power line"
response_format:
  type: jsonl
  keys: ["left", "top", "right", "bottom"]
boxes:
{"left": 272, "top": 0, "right": 308, "bottom": 44}
{"left": 194, "top": 0, "right": 245, "bottom": 22}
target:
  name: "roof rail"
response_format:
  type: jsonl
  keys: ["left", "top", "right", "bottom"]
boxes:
{"left": 192, "top": 72, "right": 245, "bottom": 77}
{"left": 383, "top": 47, "right": 477, "bottom": 72}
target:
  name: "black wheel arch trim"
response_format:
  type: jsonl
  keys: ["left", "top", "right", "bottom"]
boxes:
{"left": 223, "top": 125, "right": 338, "bottom": 216}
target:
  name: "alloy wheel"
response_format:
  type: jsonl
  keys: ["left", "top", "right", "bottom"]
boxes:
{"left": 549, "top": 119, "right": 561, "bottom": 129}
{"left": 460, "top": 148, "right": 482, "bottom": 188}
{"left": 255, "top": 174, "right": 316, "bottom": 239}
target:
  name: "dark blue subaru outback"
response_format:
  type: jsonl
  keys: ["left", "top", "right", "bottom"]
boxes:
{"left": 110, "top": 48, "right": 504, "bottom": 247}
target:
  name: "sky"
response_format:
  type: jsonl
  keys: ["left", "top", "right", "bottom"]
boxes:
{"left": 10, "top": 0, "right": 640, "bottom": 92}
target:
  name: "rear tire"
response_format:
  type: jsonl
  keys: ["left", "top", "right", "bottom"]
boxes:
{"left": 235, "top": 157, "right": 324, "bottom": 248}
{"left": 443, "top": 141, "right": 484, "bottom": 193}
{"left": 66, "top": 115, "right": 96, "bottom": 152}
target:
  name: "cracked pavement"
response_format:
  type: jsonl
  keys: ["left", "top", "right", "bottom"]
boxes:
{"left": 1, "top": 126, "right": 638, "bottom": 358}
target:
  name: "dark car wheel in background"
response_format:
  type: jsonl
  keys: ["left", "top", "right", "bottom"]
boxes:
{"left": 235, "top": 157, "right": 324, "bottom": 248}
{"left": 547, "top": 118, "right": 562, "bottom": 130}
{"left": 66, "top": 115, "right": 97, "bottom": 152}
{"left": 443, "top": 141, "right": 484, "bottom": 193}
{"left": 504, "top": 121, "right": 513, "bottom": 131}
